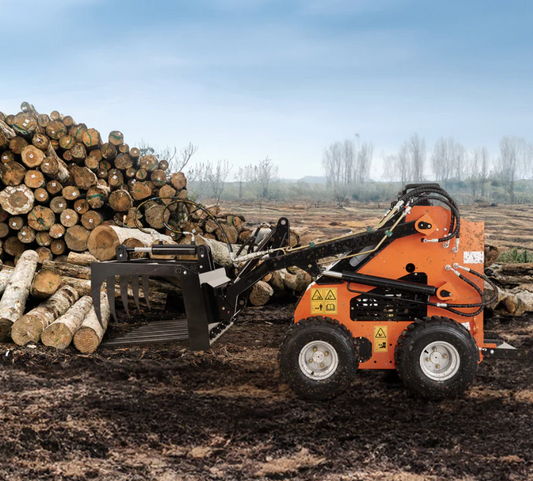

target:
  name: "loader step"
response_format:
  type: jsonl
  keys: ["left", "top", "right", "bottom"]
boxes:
{"left": 103, "top": 319, "right": 189, "bottom": 347}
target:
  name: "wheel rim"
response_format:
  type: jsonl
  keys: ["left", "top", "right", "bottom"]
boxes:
{"left": 298, "top": 340, "right": 339, "bottom": 381}
{"left": 419, "top": 341, "right": 460, "bottom": 381}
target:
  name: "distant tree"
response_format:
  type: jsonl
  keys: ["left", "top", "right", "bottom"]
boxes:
{"left": 467, "top": 147, "right": 491, "bottom": 198}
{"left": 255, "top": 156, "right": 278, "bottom": 199}
{"left": 394, "top": 144, "right": 410, "bottom": 184}
{"left": 322, "top": 138, "right": 373, "bottom": 205}
{"left": 498, "top": 136, "right": 531, "bottom": 203}
{"left": 205, "top": 160, "right": 232, "bottom": 203}
{"left": 406, "top": 133, "right": 426, "bottom": 182}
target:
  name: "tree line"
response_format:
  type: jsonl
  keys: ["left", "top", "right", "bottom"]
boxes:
{"left": 325, "top": 134, "right": 533, "bottom": 205}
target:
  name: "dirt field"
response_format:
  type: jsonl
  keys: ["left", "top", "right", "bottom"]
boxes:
{"left": 1, "top": 306, "right": 532, "bottom": 480}
{"left": 1, "top": 200, "right": 532, "bottom": 480}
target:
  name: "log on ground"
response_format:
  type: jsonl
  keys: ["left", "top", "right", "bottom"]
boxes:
{"left": 0, "top": 250, "right": 39, "bottom": 341}
{"left": 11, "top": 285, "right": 79, "bottom": 345}
{"left": 73, "top": 292, "right": 110, "bottom": 354}
{"left": 42, "top": 296, "right": 93, "bottom": 350}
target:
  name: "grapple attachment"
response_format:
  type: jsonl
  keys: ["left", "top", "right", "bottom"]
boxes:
{"left": 90, "top": 243, "right": 227, "bottom": 351}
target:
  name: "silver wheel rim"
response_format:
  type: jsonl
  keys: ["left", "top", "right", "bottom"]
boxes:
{"left": 298, "top": 340, "right": 339, "bottom": 381}
{"left": 419, "top": 341, "right": 460, "bottom": 381}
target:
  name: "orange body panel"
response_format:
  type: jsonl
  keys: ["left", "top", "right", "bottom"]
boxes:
{"left": 294, "top": 206, "right": 485, "bottom": 370}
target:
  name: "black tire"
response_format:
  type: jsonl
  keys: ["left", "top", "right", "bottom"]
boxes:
{"left": 395, "top": 316, "right": 479, "bottom": 400}
{"left": 278, "top": 316, "right": 358, "bottom": 401}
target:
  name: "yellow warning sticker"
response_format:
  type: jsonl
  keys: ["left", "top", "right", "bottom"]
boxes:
{"left": 374, "top": 325, "right": 388, "bottom": 352}
{"left": 310, "top": 288, "right": 337, "bottom": 315}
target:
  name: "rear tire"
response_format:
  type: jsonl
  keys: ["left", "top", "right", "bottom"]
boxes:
{"left": 395, "top": 316, "right": 479, "bottom": 400}
{"left": 278, "top": 317, "right": 358, "bottom": 400}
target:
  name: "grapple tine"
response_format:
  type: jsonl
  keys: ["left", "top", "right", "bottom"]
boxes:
{"left": 142, "top": 275, "right": 151, "bottom": 310}
{"left": 107, "top": 277, "right": 117, "bottom": 322}
{"left": 131, "top": 276, "right": 141, "bottom": 311}
{"left": 120, "top": 276, "right": 130, "bottom": 317}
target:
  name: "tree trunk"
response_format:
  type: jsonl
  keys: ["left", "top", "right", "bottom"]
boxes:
{"left": 80, "top": 210, "right": 103, "bottom": 230}
{"left": 18, "top": 225, "right": 36, "bottom": 244}
{"left": 71, "top": 166, "right": 97, "bottom": 190}
{"left": 32, "top": 269, "right": 62, "bottom": 298}
{"left": 42, "top": 296, "right": 94, "bottom": 349}
{"left": 249, "top": 281, "right": 274, "bottom": 306}
{"left": 24, "top": 170, "right": 45, "bottom": 189}
{"left": 51, "top": 238, "right": 66, "bottom": 255}
{"left": 28, "top": 206, "right": 55, "bottom": 231}
{"left": 62, "top": 185, "right": 81, "bottom": 201}
{"left": 0, "top": 185, "right": 34, "bottom": 214}
{"left": 65, "top": 225, "right": 90, "bottom": 252}
{"left": 21, "top": 145, "right": 45, "bottom": 168}
{"left": 34, "top": 187, "right": 49, "bottom": 203}
{"left": 67, "top": 251, "right": 98, "bottom": 266}
{"left": 60, "top": 208, "right": 79, "bottom": 228}
{"left": 11, "top": 285, "right": 79, "bottom": 345}
{"left": 45, "top": 143, "right": 71, "bottom": 184}
{"left": 86, "top": 184, "right": 110, "bottom": 209}
{"left": 108, "top": 189, "right": 133, "bottom": 212}
{"left": 0, "top": 250, "right": 39, "bottom": 341}
{"left": 87, "top": 225, "right": 175, "bottom": 261}
{"left": 0, "top": 161, "right": 26, "bottom": 186}
{"left": 73, "top": 292, "right": 110, "bottom": 354}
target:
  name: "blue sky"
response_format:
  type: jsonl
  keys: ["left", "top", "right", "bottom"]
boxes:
{"left": 1, "top": 0, "right": 532, "bottom": 179}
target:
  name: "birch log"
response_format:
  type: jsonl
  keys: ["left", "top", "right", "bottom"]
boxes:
{"left": 0, "top": 185, "right": 35, "bottom": 215}
{"left": 0, "top": 250, "right": 39, "bottom": 341}
{"left": 11, "top": 285, "right": 79, "bottom": 345}
{"left": 67, "top": 251, "right": 98, "bottom": 266}
{"left": 41, "top": 296, "right": 93, "bottom": 349}
{"left": 73, "top": 292, "right": 110, "bottom": 354}
{"left": 87, "top": 225, "right": 175, "bottom": 261}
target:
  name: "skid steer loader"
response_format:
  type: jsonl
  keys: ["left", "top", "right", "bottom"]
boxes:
{"left": 91, "top": 184, "right": 531, "bottom": 400}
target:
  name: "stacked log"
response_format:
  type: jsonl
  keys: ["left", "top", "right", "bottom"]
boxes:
{"left": 487, "top": 262, "right": 533, "bottom": 316}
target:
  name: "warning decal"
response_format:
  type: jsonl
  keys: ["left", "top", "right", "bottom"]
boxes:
{"left": 311, "top": 290, "right": 323, "bottom": 301}
{"left": 310, "top": 288, "right": 337, "bottom": 315}
{"left": 373, "top": 325, "right": 388, "bottom": 352}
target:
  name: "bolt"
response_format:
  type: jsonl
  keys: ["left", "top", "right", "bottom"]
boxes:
{"left": 433, "top": 347, "right": 437, "bottom": 352}
{"left": 443, "top": 354, "right": 448, "bottom": 359}
{"left": 320, "top": 363, "right": 324, "bottom": 368}
{"left": 325, "top": 352, "right": 329, "bottom": 356}
{"left": 309, "top": 359, "right": 313, "bottom": 363}
{"left": 313, "top": 347, "right": 317, "bottom": 352}
{"left": 436, "top": 364, "right": 440, "bottom": 369}
{"left": 426, "top": 357, "right": 430, "bottom": 362}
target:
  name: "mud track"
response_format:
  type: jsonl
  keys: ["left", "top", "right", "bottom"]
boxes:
{"left": 0, "top": 305, "right": 532, "bottom": 480}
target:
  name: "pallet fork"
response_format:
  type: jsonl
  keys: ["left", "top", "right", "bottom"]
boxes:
{"left": 91, "top": 184, "right": 533, "bottom": 400}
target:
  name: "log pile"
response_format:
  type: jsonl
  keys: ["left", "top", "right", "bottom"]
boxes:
{"left": 0, "top": 102, "right": 315, "bottom": 354}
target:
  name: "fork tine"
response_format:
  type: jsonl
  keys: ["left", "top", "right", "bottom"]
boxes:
{"left": 120, "top": 276, "right": 130, "bottom": 317}
{"left": 142, "top": 275, "right": 151, "bottom": 310}
{"left": 131, "top": 276, "right": 141, "bottom": 311}
{"left": 107, "top": 276, "right": 117, "bottom": 322}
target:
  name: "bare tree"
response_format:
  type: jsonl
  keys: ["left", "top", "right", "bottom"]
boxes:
{"left": 205, "top": 160, "right": 232, "bottom": 203}
{"left": 355, "top": 141, "right": 373, "bottom": 183}
{"left": 431, "top": 137, "right": 466, "bottom": 184}
{"left": 322, "top": 138, "right": 373, "bottom": 205}
{"left": 323, "top": 141, "right": 351, "bottom": 206}
{"left": 255, "top": 157, "right": 278, "bottom": 199}
{"left": 407, "top": 133, "right": 426, "bottom": 182}
{"left": 467, "top": 147, "right": 491, "bottom": 198}
{"left": 394, "top": 144, "right": 410, "bottom": 184}
{"left": 137, "top": 141, "right": 198, "bottom": 173}
{"left": 498, "top": 136, "right": 530, "bottom": 203}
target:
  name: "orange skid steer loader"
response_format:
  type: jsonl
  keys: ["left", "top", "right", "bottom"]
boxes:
{"left": 91, "top": 184, "right": 530, "bottom": 400}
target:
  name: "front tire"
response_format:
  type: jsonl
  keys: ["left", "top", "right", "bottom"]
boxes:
{"left": 395, "top": 316, "right": 479, "bottom": 400}
{"left": 278, "top": 317, "right": 358, "bottom": 400}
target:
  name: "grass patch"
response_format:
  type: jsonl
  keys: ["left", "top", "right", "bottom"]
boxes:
{"left": 498, "top": 249, "right": 533, "bottom": 263}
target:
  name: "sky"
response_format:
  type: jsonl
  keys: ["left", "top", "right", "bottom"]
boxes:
{"left": 1, "top": 0, "right": 532, "bottom": 179}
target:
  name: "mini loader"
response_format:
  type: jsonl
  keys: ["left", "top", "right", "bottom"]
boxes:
{"left": 91, "top": 184, "right": 531, "bottom": 400}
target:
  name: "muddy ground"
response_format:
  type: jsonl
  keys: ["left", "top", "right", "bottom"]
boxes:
{"left": 0, "top": 304, "right": 532, "bottom": 481}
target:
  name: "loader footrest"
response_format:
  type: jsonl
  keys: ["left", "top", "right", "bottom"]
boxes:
{"left": 103, "top": 319, "right": 189, "bottom": 347}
